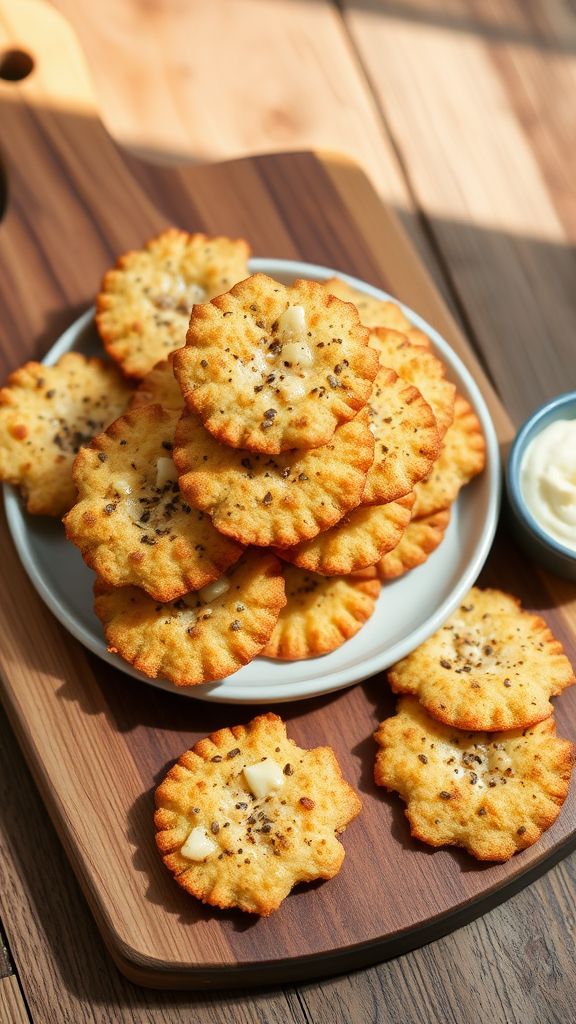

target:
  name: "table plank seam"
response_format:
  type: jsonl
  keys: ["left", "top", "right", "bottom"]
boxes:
{"left": 335, "top": 5, "right": 501, "bottom": 397}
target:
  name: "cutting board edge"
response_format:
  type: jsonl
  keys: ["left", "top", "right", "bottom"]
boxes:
{"left": 3, "top": 668, "right": 574, "bottom": 991}
{"left": 103, "top": 830, "right": 576, "bottom": 989}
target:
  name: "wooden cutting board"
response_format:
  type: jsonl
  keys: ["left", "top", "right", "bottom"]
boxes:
{"left": 1, "top": 0, "right": 575, "bottom": 990}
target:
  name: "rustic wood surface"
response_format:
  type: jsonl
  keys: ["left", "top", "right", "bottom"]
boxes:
{"left": 1, "top": 0, "right": 575, "bottom": 1019}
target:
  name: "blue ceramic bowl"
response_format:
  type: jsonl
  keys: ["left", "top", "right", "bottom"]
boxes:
{"left": 507, "top": 392, "right": 576, "bottom": 581}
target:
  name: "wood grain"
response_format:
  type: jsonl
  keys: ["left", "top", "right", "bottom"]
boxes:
{"left": 3, "top": 0, "right": 573, "bottom": 1007}
{"left": 1, "top": 0, "right": 576, "bottom": 991}
{"left": 0, "top": 703, "right": 305, "bottom": 1023}
{"left": 341, "top": 0, "right": 576, "bottom": 425}
{"left": 46, "top": 0, "right": 446, "bottom": 290}
{"left": 47, "top": 0, "right": 407, "bottom": 198}
{"left": 0, "top": 977, "right": 30, "bottom": 1024}
{"left": 3, "top": 696, "right": 575, "bottom": 1022}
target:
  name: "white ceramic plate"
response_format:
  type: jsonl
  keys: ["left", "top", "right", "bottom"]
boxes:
{"left": 4, "top": 259, "right": 501, "bottom": 703}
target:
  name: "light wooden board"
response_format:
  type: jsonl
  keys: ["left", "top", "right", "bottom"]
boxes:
{"left": 47, "top": 0, "right": 445, "bottom": 283}
{"left": 1, "top": 0, "right": 576, "bottom": 992}
{"left": 0, "top": 977, "right": 30, "bottom": 1024}
{"left": 48, "top": 0, "right": 406, "bottom": 198}
{"left": 341, "top": 0, "right": 576, "bottom": 424}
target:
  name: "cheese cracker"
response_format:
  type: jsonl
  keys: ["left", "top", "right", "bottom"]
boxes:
{"left": 155, "top": 713, "right": 361, "bottom": 915}
{"left": 374, "top": 696, "right": 575, "bottom": 861}
{"left": 173, "top": 273, "right": 378, "bottom": 454}
{"left": 262, "top": 566, "right": 380, "bottom": 660}
{"left": 128, "top": 356, "right": 183, "bottom": 412}
{"left": 388, "top": 588, "right": 576, "bottom": 730}
{"left": 369, "top": 328, "right": 456, "bottom": 440}
{"left": 0, "top": 353, "right": 132, "bottom": 516}
{"left": 363, "top": 365, "right": 440, "bottom": 505}
{"left": 174, "top": 408, "right": 375, "bottom": 549}
{"left": 376, "top": 509, "right": 450, "bottom": 580}
{"left": 96, "top": 230, "right": 251, "bottom": 379}
{"left": 276, "top": 493, "right": 414, "bottom": 576}
{"left": 412, "top": 394, "right": 486, "bottom": 519}
{"left": 94, "top": 551, "right": 286, "bottom": 686}
{"left": 64, "top": 404, "right": 242, "bottom": 601}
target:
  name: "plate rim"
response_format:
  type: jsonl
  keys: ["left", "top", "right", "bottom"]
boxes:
{"left": 4, "top": 258, "right": 501, "bottom": 703}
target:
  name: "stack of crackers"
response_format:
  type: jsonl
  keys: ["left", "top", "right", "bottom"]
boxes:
{"left": 0, "top": 228, "right": 488, "bottom": 686}
{"left": 375, "top": 587, "right": 576, "bottom": 861}
{"left": 0, "top": 230, "right": 574, "bottom": 915}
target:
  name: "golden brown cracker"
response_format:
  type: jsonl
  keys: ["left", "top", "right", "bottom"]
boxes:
{"left": 376, "top": 509, "right": 450, "bottom": 580}
{"left": 276, "top": 493, "right": 414, "bottom": 576}
{"left": 369, "top": 328, "right": 456, "bottom": 440}
{"left": 96, "top": 230, "right": 251, "bottom": 379}
{"left": 64, "top": 403, "right": 242, "bottom": 601}
{"left": 174, "top": 408, "right": 375, "bottom": 548}
{"left": 412, "top": 394, "right": 486, "bottom": 518}
{"left": 173, "top": 273, "right": 377, "bottom": 454}
{"left": 323, "top": 277, "right": 413, "bottom": 334}
{"left": 363, "top": 365, "right": 440, "bottom": 505}
{"left": 388, "top": 588, "right": 576, "bottom": 731}
{"left": 404, "top": 326, "right": 432, "bottom": 349}
{"left": 128, "top": 355, "right": 183, "bottom": 412}
{"left": 374, "top": 696, "right": 575, "bottom": 861}
{"left": 94, "top": 551, "right": 286, "bottom": 686}
{"left": 155, "top": 712, "right": 361, "bottom": 915}
{"left": 262, "top": 566, "right": 381, "bottom": 659}
{"left": 0, "top": 353, "right": 132, "bottom": 516}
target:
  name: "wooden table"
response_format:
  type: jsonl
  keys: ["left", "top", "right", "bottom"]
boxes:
{"left": 1, "top": 1, "right": 576, "bottom": 1021}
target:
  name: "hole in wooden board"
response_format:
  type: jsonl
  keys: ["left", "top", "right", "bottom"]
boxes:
{"left": 0, "top": 49, "right": 34, "bottom": 82}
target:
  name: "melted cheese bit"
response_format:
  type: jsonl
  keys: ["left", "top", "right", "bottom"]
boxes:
{"left": 237, "top": 347, "right": 268, "bottom": 385}
{"left": 277, "top": 304, "right": 307, "bottom": 341}
{"left": 156, "top": 456, "right": 179, "bottom": 489}
{"left": 488, "top": 744, "right": 513, "bottom": 774}
{"left": 198, "top": 577, "right": 231, "bottom": 603}
{"left": 112, "top": 478, "right": 132, "bottom": 496}
{"left": 280, "top": 377, "right": 306, "bottom": 401}
{"left": 180, "top": 826, "right": 218, "bottom": 861}
{"left": 152, "top": 278, "right": 207, "bottom": 311}
{"left": 281, "top": 340, "right": 314, "bottom": 368}
{"left": 275, "top": 306, "right": 313, "bottom": 402}
{"left": 279, "top": 306, "right": 313, "bottom": 370}
{"left": 179, "top": 597, "right": 198, "bottom": 629}
{"left": 243, "top": 758, "right": 285, "bottom": 799}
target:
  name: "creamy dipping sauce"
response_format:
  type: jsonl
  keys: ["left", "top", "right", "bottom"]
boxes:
{"left": 520, "top": 419, "right": 576, "bottom": 551}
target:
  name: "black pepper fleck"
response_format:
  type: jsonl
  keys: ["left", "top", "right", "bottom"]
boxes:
{"left": 299, "top": 797, "right": 315, "bottom": 810}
